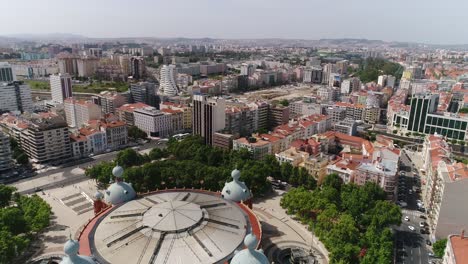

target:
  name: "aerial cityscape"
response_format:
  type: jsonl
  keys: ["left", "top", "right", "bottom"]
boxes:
{"left": 1, "top": 1, "right": 468, "bottom": 264}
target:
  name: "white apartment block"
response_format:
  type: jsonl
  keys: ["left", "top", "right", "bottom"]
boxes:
{"left": 50, "top": 73, "right": 73, "bottom": 103}
{"left": 134, "top": 107, "right": 172, "bottom": 138}
{"left": 64, "top": 98, "right": 101, "bottom": 127}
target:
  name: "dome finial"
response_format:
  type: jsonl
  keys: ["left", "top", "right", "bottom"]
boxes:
{"left": 112, "top": 164, "right": 124, "bottom": 178}
{"left": 231, "top": 168, "right": 241, "bottom": 181}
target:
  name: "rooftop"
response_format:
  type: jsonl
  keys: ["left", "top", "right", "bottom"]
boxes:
{"left": 449, "top": 234, "right": 468, "bottom": 264}
{"left": 79, "top": 190, "right": 259, "bottom": 264}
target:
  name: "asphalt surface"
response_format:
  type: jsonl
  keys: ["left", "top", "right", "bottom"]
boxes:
{"left": 394, "top": 150, "right": 433, "bottom": 264}
{"left": 9, "top": 140, "right": 166, "bottom": 194}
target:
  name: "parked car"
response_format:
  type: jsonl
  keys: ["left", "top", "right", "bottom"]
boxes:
{"left": 419, "top": 222, "right": 426, "bottom": 227}
{"left": 408, "top": 226, "right": 415, "bottom": 231}
{"left": 426, "top": 240, "right": 432, "bottom": 246}
{"left": 404, "top": 216, "right": 410, "bottom": 221}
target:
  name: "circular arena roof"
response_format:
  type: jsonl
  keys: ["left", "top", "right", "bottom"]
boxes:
{"left": 83, "top": 190, "right": 257, "bottom": 264}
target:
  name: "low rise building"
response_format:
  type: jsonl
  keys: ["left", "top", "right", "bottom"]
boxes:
{"left": 443, "top": 232, "right": 468, "bottom": 264}
{"left": 233, "top": 137, "right": 271, "bottom": 160}
{"left": 116, "top": 102, "right": 150, "bottom": 126}
{"left": 88, "top": 118, "right": 128, "bottom": 151}
{"left": 134, "top": 107, "right": 172, "bottom": 138}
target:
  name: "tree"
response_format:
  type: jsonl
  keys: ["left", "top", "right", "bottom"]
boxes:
{"left": 128, "top": 126, "right": 148, "bottom": 140}
{"left": 0, "top": 186, "right": 16, "bottom": 208}
{"left": 433, "top": 239, "right": 447, "bottom": 258}
{"left": 115, "top": 148, "right": 144, "bottom": 168}
{"left": 16, "top": 153, "right": 29, "bottom": 165}
{"left": 322, "top": 173, "right": 343, "bottom": 191}
{"left": 149, "top": 148, "right": 168, "bottom": 160}
{"left": 393, "top": 130, "right": 398, "bottom": 134}
{"left": 279, "top": 99, "right": 289, "bottom": 107}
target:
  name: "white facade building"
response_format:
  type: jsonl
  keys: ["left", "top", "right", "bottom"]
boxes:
{"left": 50, "top": 73, "right": 73, "bottom": 103}
{"left": 134, "top": 106, "right": 172, "bottom": 138}
{"left": 64, "top": 98, "right": 101, "bottom": 128}
{"left": 159, "top": 65, "right": 178, "bottom": 96}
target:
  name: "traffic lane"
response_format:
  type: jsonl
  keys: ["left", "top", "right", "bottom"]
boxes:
{"left": 398, "top": 211, "right": 430, "bottom": 264}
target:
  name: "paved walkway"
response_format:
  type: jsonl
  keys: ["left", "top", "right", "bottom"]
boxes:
{"left": 28, "top": 179, "right": 98, "bottom": 261}
{"left": 253, "top": 190, "right": 328, "bottom": 264}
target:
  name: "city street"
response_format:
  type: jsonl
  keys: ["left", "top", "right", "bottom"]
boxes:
{"left": 9, "top": 140, "right": 166, "bottom": 194}
{"left": 395, "top": 149, "right": 433, "bottom": 264}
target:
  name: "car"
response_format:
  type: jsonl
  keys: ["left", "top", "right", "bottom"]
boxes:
{"left": 409, "top": 190, "right": 413, "bottom": 194}
{"left": 420, "top": 215, "right": 427, "bottom": 219}
{"left": 408, "top": 226, "right": 415, "bottom": 231}
{"left": 426, "top": 240, "right": 432, "bottom": 246}
{"left": 428, "top": 252, "right": 434, "bottom": 257}
{"left": 404, "top": 216, "right": 410, "bottom": 221}
{"left": 420, "top": 229, "right": 426, "bottom": 234}
{"left": 419, "top": 222, "right": 426, "bottom": 227}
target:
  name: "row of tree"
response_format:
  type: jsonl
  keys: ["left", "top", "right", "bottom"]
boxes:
{"left": 281, "top": 174, "right": 402, "bottom": 264}
{"left": 0, "top": 185, "right": 52, "bottom": 263}
{"left": 86, "top": 136, "right": 319, "bottom": 195}
{"left": 352, "top": 58, "right": 403, "bottom": 83}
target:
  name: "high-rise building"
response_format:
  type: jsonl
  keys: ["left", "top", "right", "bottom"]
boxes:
{"left": 0, "top": 82, "right": 33, "bottom": 113}
{"left": 192, "top": 95, "right": 226, "bottom": 145}
{"left": 64, "top": 98, "right": 101, "bottom": 127}
{"left": 159, "top": 65, "right": 178, "bottom": 96}
{"left": 129, "top": 82, "right": 159, "bottom": 107}
{"left": 0, "top": 131, "right": 12, "bottom": 172}
{"left": 50, "top": 73, "right": 73, "bottom": 103}
{"left": 0, "top": 62, "right": 15, "bottom": 82}
{"left": 240, "top": 63, "right": 255, "bottom": 77}
{"left": 130, "top": 57, "right": 146, "bottom": 79}
{"left": 303, "top": 67, "right": 323, "bottom": 83}
{"left": 77, "top": 57, "right": 99, "bottom": 77}
{"left": 408, "top": 93, "right": 439, "bottom": 133}
{"left": 336, "top": 60, "right": 349, "bottom": 75}
{"left": 57, "top": 53, "right": 79, "bottom": 76}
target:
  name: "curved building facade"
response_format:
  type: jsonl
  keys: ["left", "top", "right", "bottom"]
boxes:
{"left": 160, "top": 65, "right": 178, "bottom": 96}
{"left": 78, "top": 189, "right": 262, "bottom": 264}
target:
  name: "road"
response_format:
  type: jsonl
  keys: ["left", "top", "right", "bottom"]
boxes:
{"left": 394, "top": 149, "right": 432, "bottom": 264}
{"left": 9, "top": 140, "right": 166, "bottom": 194}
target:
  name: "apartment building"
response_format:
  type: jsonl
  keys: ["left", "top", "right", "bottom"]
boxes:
{"left": 50, "top": 73, "right": 73, "bottom": 103}
{"left": 160, "top": 102, "right": 192, "bottom": 131}
{"left": 116, "top": 103, "right": 150, "bottom": 126}
{"left": 0, "top": 131, "right": 12, "bottom": 172}
{"left": 64, "top": 98, "right": 101, "bottom": 128}
{"left": 233, "top": 137, "right": 271, "bottom": 160}
{"left": 20, "top": 113, "right": 72, "bottom": 163}
{"left": 0, "top": 82, "right": 33, "bottom": 113}
{"left": 88, "top": 118, "right": 128, "bottom": 151}
{"left": 443, "top": 232, "right": 468, "bottom": 264}
{"left": 92, "top": 91, "right": 128, "bottom": 114}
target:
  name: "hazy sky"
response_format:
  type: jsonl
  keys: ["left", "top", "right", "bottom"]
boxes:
{"left": 1, "top": 0, "right": 467, "bottom": 44}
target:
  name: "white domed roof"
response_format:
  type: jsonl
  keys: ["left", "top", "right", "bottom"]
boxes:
{"left": 64, "top": 239, "right": 79, "bottom": 255}
{"left": 221, "top": 169, "right": 251, "bottom": 202}
{"left": 94, "top": 191, "right": 104, "bottom": 200}
{"left": 104, "top": 181, "right": 136, "bottom": 205}
{"left": 231, "top": 234, "right": 269, "bottom": 264}
{"left": 112, "top": 165, "right": 124, "bottom": 178}
{"left": 60, "top": 239, "right": 95, "bottom": 264}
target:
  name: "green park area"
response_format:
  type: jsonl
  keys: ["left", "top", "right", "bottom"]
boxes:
{"left": 0, "top": 185, "right": 52, "bottom": 263}
{"left": 26, "top": 80, "right": 129, "bottom": 94}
